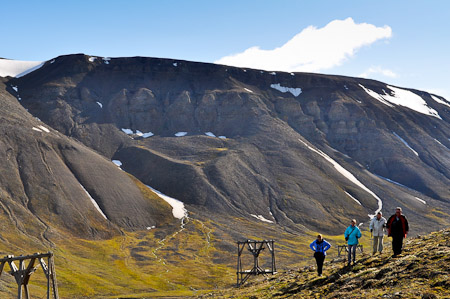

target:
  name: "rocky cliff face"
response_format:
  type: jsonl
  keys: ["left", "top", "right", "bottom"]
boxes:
{"left": 3, "top": 54, "right": 450, "bottom": 238}
{"left": 0, "top": 76, "right": 175, "bottom": 242}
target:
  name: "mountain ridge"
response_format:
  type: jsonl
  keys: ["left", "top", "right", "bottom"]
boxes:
{"left": 9, "top": 54, "right": 449, "bottom": 231}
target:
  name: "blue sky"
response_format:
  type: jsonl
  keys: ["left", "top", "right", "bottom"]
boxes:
{"left": 2, "top": 0, "right": 449, "bottom": 99}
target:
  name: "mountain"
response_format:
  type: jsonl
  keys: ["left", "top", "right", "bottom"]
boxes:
{"left": 8, "top": 54, "right": 450, "bottom": 234}
{"left": 0, "top": 54, "right": 449, "bottom": 297}
{"left": 205, "top": 228, "right": 450, "bottom": 298}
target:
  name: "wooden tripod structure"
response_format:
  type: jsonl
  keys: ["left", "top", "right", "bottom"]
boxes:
{"left": 236, "top": 240, "right": 276, "bottom": 287}
{"left": 0, "top": 252, "right": 59, "bottom": 299}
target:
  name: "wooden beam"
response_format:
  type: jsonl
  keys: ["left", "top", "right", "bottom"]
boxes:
{"left": 23, "top": 258, "right": 37, "bottom": 286}
{"left": 0, "top": 252, "right": 52, "bottom": 263}
{"left": 39, "top": 258, "right": 49, "bottom": 278}
{"left": 0, "top": 261, "right": 5, "bottom": 276}
{"left": 49, "top": 256, "right": 59, "bottom": 299}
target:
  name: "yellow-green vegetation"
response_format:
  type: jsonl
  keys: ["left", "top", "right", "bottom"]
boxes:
{"left": 0, "top": 210, "right": 338, "bottom": 298}
{"left": 0, "top": 187, "right": 403, "bottom": 299}
{"left": 200, "top": 228, "right": 450, "bottom": 298}
{"left": 0, "top": 215, "right": 227, "bottom": 298}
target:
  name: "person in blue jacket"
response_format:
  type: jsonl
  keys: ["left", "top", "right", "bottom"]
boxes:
{"left": 344, "top": 219, "right": 362, "bottom": 266}
{"left": 309, "top": 234, "right": 331, "bottom": 276}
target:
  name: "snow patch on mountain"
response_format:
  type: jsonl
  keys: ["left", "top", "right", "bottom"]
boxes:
{"left": 270, "top": 83, "right": 302, "bottom": 97}
{"left": 11, "top": 85, "right": 22, "bottom": 100}
{"left": 175, "top": 132, "right": 188, "bottom": 137}
{"left": 112, "top": 160, "right": 122, "bottom": 169}
{"left": 250, "top": 214, "right": 274, "bottom": 223}
{"left": 430, "top": 94, "right": 450, "bottom": 108}
{"left": 345, "top": 192, "right": 362, "bottom": 206}
{"left": 414, "top": 197, "right": 426, "bottom": 205}
{"left": 393, "top": 132, "right": 419, "bottom": 156}
{"left": 434, "top": 139, "right": 449, "bottom": 150}
{"left": 121, "top": 128, "right": 153, "bottom": 138}
{"left": 80, "top": 183, "right": 108, "bottom": 220}
{"left": 299, "top": 139, "right": 382, "bottom": 217}
{"left": 136, "top": 130, "right": 154, "bottom": 138}
{"left": 359, "top": 84, "right": 441, "bottom": 119}
{"left": 32, "top": 125, "right": 50, "bottom": 133}
{"left": 121, "top": 128, "right": 133, "bottom": 135}
{"left": 146, "top": 186, "right": 187, "bottom": 219}
{"left": 375, "top": 174, "right": 409, "bottom": 189}
{"left": 0, "top": 59, "right": 44, "bottom": 78}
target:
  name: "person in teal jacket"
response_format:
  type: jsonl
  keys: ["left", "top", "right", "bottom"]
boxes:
{"left": 344, "top": 219, "right": 362, "bottom": 266}
{"left": 309, "top": 234, "right": 331, "bottom": 276}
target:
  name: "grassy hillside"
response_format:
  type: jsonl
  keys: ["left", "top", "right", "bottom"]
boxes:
{"left": 200, "top": 228, "right": 450, "bottom": 298}
{"left": 0, "top": 211, "right": 326, "bottom": 298}
{"left": 0, "top": 215, "right": 447, "bottom": 298}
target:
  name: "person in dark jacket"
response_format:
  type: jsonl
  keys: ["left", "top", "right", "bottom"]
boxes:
{"left": 386, "top": 207, "right": 409, "bottom": 257}
{"left": 309, "top": 234, "right": 331, "bottom": 276}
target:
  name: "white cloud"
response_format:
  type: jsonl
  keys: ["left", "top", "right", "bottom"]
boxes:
{"left": 215, "top": 18, "right": 392, "bottom": 72}
{"left": 360, "top": 66, "right": 398, "bottom": 78}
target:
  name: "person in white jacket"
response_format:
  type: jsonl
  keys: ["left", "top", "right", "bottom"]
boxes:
{"left": 369, "top": 211, "right": 387, "bottom": 255}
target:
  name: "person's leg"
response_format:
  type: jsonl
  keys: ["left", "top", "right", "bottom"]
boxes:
{"left": 372, "top": 236, "right": 378, "bottom": 254}
{"left": 378, "top": 236, "right": 384, "bottom": 253}
{"left": 314, "top": 253, "right": 319, "bottom": 274}
{"left": 351, "top": 244, "right": 357, "bottom": 263}
{"left": 347, "top": 245, "right": 351, "bottom": 266}
{"left": 314, "top": 252, "right": 323, "bottom": 275}
{"left": 392, "top": 237, "right": 402, "bottom": 256}
{"left": 317, "top": 254, "right": 325, "bottom": 275}
{"left": 397, "top": 237, "right": 404, "bottom": 254}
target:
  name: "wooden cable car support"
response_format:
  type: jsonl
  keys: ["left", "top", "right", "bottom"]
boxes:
{"left": 236, "top": 240, "right": 276, "bottom": 287}
{"left": 0, "top": 252, "right": 59, "bottom": 299}
{"left": 337, "top": 244, "right": 364, "bottom": 257}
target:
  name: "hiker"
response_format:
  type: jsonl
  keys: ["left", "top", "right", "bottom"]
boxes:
{"left": 369, "top": 211, "right": 387, "bottom": 255}
{"left": 387, "top": 207, "right": 409, "bottom": 257}
{"left": 344, "top": 219, "right": 361, "bottom": 266}
{"left": 309, "top": 234, "right": 331, "bottom": 276}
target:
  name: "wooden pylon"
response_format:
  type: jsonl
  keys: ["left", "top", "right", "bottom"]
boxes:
{"left": 0, "top": 252, "right": 59, "bottom": 299}
{"left": 236, "top": 240, "right": 276, "bottom": 287}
